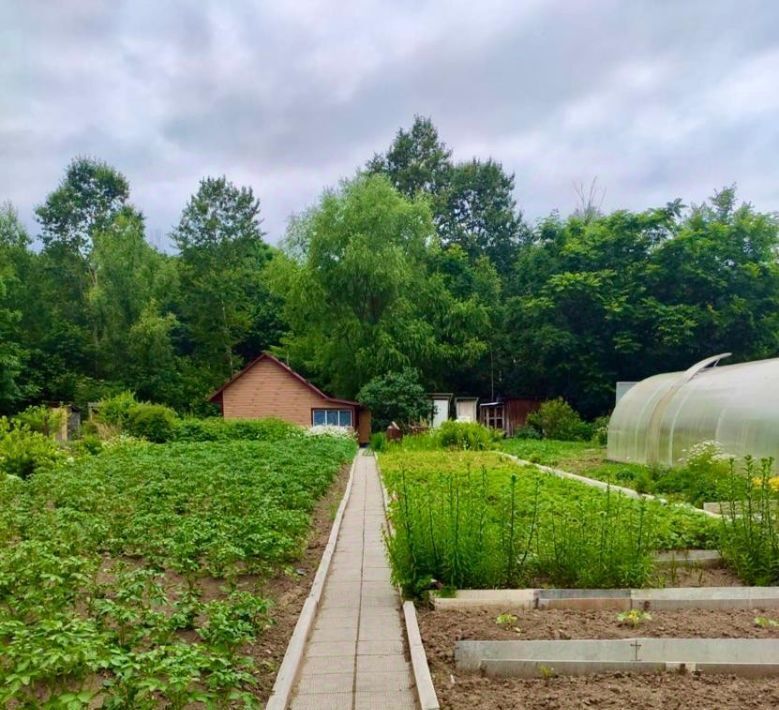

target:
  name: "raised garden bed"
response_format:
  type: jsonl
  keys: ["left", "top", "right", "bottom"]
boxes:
{"left": 417, "top": 606, "right": 779, "bottom": 709}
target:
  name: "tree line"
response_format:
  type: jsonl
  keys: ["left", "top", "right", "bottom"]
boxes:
{"left": 2, "top": 117, "right": 777, "bottom": 418}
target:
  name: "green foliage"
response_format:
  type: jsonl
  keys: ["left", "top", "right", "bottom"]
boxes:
{"left": 0, "top": 419, "right": 61, "bottom": 479}
{"left": 380, "top": 450, "right": 716, "bottom": 595}
{"left": 0, "top": 435, "right": 355, "bottom": 705}
{"left": 174, "top": 417, "right": 303, "bottom": 442}
{"left": 13, "top": 404, "right": 65, "bottom": 436}
{"left": 526, "top": 398, "right": 591, "bottom": 441}
{"left": 357, "top": 369, "right": 431, "bottom": 432}
{"left": 370, "top": 432, "right": 387, "bottom": 452}
{"left": 125, "top": 403, "right": 178, "bottom": 443}
{"left": 719, "top": 457, "right": 779, "bottom": 585}
{"left": 95, "top": 391, "right": 139, "bottom": 428}
{"left": 437, "top": 421, "right": 496, "bottom": 451}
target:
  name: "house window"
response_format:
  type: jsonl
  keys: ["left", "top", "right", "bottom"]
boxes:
{"left": 312, "top": 409, "right": 353, "bottom": 427}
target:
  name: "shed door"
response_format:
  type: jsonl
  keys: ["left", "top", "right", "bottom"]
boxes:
{"left": 431, "top": 399, "right": 449, "bottom": 428}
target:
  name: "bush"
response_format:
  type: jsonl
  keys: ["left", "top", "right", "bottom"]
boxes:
{"left": 174, "top": 417, "right": 302, "bottom": 442}
{"left": 13, "top": 405, "right": 65, "bottom": 437}
{"left": 0, "top": 419, "right": 61, "bottom": 479}
{"left": 126, "top": 404, "right": 177, "bottom": 443}
{"left": 512, "top": 425, "right": 542, "bottom": 440}
{"left": 370, "top": 432, "right": 387, "bottom": 452}
{"left": 96, "top": 391, "right": 139, "bottom": 428}
{"left": 526, "top": 398, "right": 592, "bottom": 441}
{"left": 357, "top": 369, "right": 432, "bottom": 432}
{"left": 592, "top": 415, "right": 610, "bottom": 445}
{"left": 437, "top": 421, "right": 496, "bottom": 451}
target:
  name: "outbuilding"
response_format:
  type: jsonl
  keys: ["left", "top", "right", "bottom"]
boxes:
{"left": 209, "top": 352, "right": 372, "bottom": 445}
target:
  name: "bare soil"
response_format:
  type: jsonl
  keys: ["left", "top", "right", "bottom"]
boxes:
{"left": 250, "top": 461, "right": 351, "bottom": 703}
{"left": 418, "top": 606, "right": 779, "bottom": 709}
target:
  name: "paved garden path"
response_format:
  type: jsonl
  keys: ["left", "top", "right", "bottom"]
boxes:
{"left": 290, "top": 451, "right": 416, "bottom": 709}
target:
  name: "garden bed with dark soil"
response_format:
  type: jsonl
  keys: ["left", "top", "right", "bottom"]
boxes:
{"left": 418, "top": 606, "right": 779, "bottom": 709}
{"left": 250, "top": 461, "right": 351, "bottom": 703}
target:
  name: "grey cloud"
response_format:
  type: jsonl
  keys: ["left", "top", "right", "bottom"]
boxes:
{"left": 1, "top": 0, "right": 778, "bottom": 246}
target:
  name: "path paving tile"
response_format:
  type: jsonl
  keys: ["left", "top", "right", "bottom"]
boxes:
{"left": 289, "top": 451, "right": 416, "bottom": 709}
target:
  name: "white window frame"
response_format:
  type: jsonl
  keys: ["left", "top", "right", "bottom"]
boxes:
{"left": 312, "top": 408, "right": 353, "bottom": 428}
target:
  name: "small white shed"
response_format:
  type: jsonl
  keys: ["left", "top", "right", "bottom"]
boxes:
{"left": 428, "top": 393, "right": 452, "bottom": 428}
{"left": 455, "top": 397, "right": 478, "bottom": 422}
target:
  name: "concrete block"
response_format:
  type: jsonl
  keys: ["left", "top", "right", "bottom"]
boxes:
{"left": 299, "top": 654, "right": 356, "bottom": 675}
{"left": 537, "top": 588, "right": 630, "bottom": 611}
{"left": 355, "top": 670, "right": 413, "bottom": 692}
{"left": 291, "top": 692, "right": 354, "bottom": 709}
{"left": 354, "top": 690, "right": 417, "bottom": 710}
{"left": 456, "top": 638, "right": 779, "bottom": 676}
{"left": 631, "top": 586, "right": 779, "bottom": 610}
{"left": 305, "top": 641, "right": 356, "bottom": 658}
{"left": 295, "top": 672, "right": 354, "bottom": 694}
{"left": 432, "top": 588, "right": 537, "bottom": 610}
{"left": 653, "top": 549, "right": 722, "bottom": 568}
{"left": 357, "top": 640, "right": 405, "bottom": 656}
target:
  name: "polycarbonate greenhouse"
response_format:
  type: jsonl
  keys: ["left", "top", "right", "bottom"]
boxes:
{"left": 607, "top": 354, "right": 779, "bottom": 466}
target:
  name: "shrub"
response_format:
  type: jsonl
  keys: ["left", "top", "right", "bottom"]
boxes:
{"left": 0, "top": 419, "right": 60, "bottom": 479}
{"left": 370, "top": 432, "right": 387, "bottom": 451}
{"left": 437, "top": 421, "right": 496, "bottom": 451}
{"left": 13, "top": 405, "right": 65, "bottom": 437}
{"left": 526, "top": 398, "right": 592, "bottom": 441}
{"left": 512, "top": 425, "right": 542, "bottom": 440}
{"left": 592, "top": 415, "right": 610, "bottom": 445}
{"left": 126, "top": 404, "right": 177, "bottom": 443}
{"left": 174, "top": 417, "right": 302, "bottom": 442}
{"left": 96, "top": 391, "right": 139, "bottom": 429}
{"left": 357, "top": 369, "right": 432, "bottom": 432}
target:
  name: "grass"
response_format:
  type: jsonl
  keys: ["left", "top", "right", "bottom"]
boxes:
{"left": 500, "top": 439, "right": 656, "bottom": 492}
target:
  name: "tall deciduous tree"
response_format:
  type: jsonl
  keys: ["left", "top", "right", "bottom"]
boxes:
{"left": 272, "top": 174, "right": 436, "bottom": 397}
{"left": 369, "top": 117, "right": 526, "bottom": 275}
{"left": 173, "top": 176, "right": 282, "bottom": 382}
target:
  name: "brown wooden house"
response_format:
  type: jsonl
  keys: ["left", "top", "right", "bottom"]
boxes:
{"left": 209, "top": 352, "right": 372, "bottom": 444}
{"left": 479, "top": 397, "right": 540, "bottom": 436}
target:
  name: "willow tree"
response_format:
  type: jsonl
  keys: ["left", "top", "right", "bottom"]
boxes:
{"left": 272, "top": 174, "right": 437, "bottom": 398}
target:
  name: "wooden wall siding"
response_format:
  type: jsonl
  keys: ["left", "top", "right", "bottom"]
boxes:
{"left": 222, "top": 358, "right": 339, "bottom": 426}
{"left": 505, "top": 399, "right": 540, "bottom": 435}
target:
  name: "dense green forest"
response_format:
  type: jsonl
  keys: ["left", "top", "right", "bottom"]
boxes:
{"left": 2, "top": 117, "right": 778, "bottom": 418}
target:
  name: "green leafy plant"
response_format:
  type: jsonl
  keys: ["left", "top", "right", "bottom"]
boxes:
{"left": 719, "top": 456, "right": 779, "bottom": 585}
{"left": 526, "top": 398, "right": 592, "bottom": 441}
{"left": 437, "top": 421, "right": 497, "bottom": 451}
{"left": 617, "top": 609, "right": 652, "bottom": 627}
{"left": 754, "top": 616, "right": 779, "bottom": 628}
{"left": 0, "top": 418, "right": 61, "bottom": 479}
{"left": 125, "top": 404, "right": 177, "bottom": 443}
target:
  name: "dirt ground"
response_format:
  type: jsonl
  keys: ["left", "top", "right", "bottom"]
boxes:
{"left": 418, "top": 606, "right": 779, "bottom": 709}
{"left": 250, "top": 461, "right": 351, "bottom": 703}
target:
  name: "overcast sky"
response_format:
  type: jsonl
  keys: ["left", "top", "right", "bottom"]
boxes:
{"left": 2, "top": 0, "right": 778, "bottom": 248}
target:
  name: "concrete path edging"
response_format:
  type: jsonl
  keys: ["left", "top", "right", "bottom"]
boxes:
{"left": 432, "top": 586, "right": 779, "bottom": 611}
{"left": 498, "top": 452, "right": 721, "bottom": 518}
{"left": 266, "top": 452, "right": 358, "bottom": 710}
{"left": 376, "top": 452, "right": 442, "bottom": 710}
{"left": 403, "top": 601, "right": 441, "bottom": 710}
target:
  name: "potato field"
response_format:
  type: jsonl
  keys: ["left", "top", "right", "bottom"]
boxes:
{"left": 0, "top": 434, "right": 355, "bottom": 707}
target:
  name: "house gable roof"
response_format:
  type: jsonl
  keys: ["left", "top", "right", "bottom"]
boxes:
{"left": 208, "top": 352, "right": 360, "bottom": 407}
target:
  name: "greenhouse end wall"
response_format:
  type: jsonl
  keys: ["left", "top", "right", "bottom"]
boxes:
{"left": 607, "top": 356, "right": 779, "bottom": 466}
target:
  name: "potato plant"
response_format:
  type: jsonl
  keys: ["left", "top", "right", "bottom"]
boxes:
{"left": 0, "top": 435, "right": 355, "bottom": 707}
